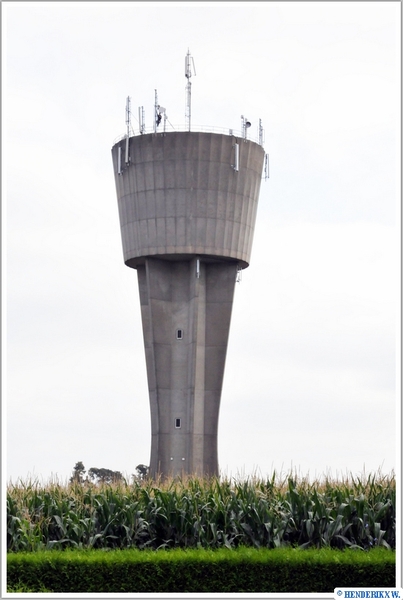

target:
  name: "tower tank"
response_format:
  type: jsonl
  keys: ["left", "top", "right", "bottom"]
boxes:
{"left": 112, "top": 122, "right": 265, "bottom": 478}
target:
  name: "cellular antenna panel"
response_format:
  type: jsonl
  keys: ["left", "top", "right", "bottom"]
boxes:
{"left": 185, "top": 49, "right": 196, "bottom": 131}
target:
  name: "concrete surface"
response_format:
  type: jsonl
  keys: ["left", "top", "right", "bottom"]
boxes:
{"left": 112, "top": 131, "right": 264, "bottom": 478}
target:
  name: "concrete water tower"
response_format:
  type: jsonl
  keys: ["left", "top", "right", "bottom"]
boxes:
{"left": 111, "top": 53, "right": 266, "bottom": 478}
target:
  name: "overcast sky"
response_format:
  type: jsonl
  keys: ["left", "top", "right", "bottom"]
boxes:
{"left": 3, "top": 2, "right": 400, "bottom": 484}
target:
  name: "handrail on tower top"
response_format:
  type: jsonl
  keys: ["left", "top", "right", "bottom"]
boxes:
{"left": 112, "top": 123, "right": 263, "bottom": 147}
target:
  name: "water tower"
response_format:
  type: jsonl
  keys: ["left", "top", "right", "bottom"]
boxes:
{"left": 111, "top": 52, "right": 267, "bottom": 478}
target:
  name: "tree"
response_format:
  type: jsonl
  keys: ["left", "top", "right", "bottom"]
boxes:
{"left": 135, "top": 464, "right": 149, "bottom": 481}
{"left": 87, "top": 467, "right": 123, "bottom": 484}
{"left": 70, "top": 461, "right": 86, "bottom": 483}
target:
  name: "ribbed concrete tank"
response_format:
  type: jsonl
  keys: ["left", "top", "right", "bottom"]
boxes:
{"left": 112, "top": 131, "right": 264, "bottom": 478}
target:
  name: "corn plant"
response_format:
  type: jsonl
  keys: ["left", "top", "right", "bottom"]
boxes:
{"left": 7, "top": 471, "right": 395, "bottom": 552}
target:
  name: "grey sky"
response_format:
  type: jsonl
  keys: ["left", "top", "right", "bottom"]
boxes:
{"left": 3, "top": 2, "right": 400, "bottom": 483}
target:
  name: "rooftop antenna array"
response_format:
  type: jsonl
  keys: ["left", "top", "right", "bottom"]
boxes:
{"left": 120, "top": 52, "right": 268, "bottom": 168}
{"left": 185, "top": 49, "right": 196, "bottom": 131}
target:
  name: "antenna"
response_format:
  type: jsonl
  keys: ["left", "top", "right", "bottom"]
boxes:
{"left": 258, "top": 118, "right": 264, "bottom": 146}
{"left": 232, "top": 142, "right": 239, "bottom": 172}
{"left": 154, "top": 89, "right": 159, "bottom": 133}
{"left": 125, "top": 97, "right": 131, "bottom": 165}
{"left": 138, "top": 106, "right": 145, "bottom": 134}
{"left": 264, "top": 153, "right": 269, "bottom": 180}
{"left": 241, "top": 115, "right": 251, "bottom": 140}
{"left": 159, "top": 105, "right": 167, "bottom": 133}
{"left": 185, "top": 49, "right": 196, "bottom": 131}
{"left": 117, "top": 146, "right": 122, "bottom": 174}
{"left": 154, "top": 89, "right": 167, "bottom": 133}
{"left": 126, "top": 96, "right": 131, "bottom": 138}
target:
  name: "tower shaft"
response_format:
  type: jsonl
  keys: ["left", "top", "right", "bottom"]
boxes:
{"left": 138, "top": 257, "right": 237, "bottom": 477}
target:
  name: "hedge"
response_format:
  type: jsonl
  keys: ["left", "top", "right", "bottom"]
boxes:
{"left": 7, "top": 547, "right": 395, "bottom": 593}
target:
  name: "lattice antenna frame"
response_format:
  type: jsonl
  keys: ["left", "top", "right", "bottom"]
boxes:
{"left": 185, "top": 49, "right": 196, "bottom": 131}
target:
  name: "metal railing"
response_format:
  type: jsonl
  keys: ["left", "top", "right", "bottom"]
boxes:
{"left": 113, "top": 123, "right": 261, "bottom": 146}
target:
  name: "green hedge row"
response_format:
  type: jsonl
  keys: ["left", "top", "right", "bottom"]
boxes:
{"left": 7, "top": 547, "right": 395, "bottom": 593}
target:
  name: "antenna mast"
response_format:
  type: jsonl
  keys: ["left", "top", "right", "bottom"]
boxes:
{"left": 126, "top": 96, "right": 131, "bottom": 138}
{"left": 125, "top": 97, "right": 131, "bottom": 165}
{"left": 185, "top": 49, "right": 196, "bottom": 131}
{"left": 258, "top": 118, "right": 264, "bottom": 146}
{"left": 138, "top": 106, "right": 145, "bottom": 134}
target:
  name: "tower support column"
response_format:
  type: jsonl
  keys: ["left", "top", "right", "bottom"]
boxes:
{"left": 137, "top": 257, "right": 237, "bottom": 478}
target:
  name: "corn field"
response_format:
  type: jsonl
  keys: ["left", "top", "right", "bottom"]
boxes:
{"left": 7, "top": 472, "right": 395, "bottom": 552}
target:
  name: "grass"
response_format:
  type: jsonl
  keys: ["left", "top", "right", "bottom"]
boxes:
{"left": 7, "top": 470, "right": 396, "bottom": 552}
